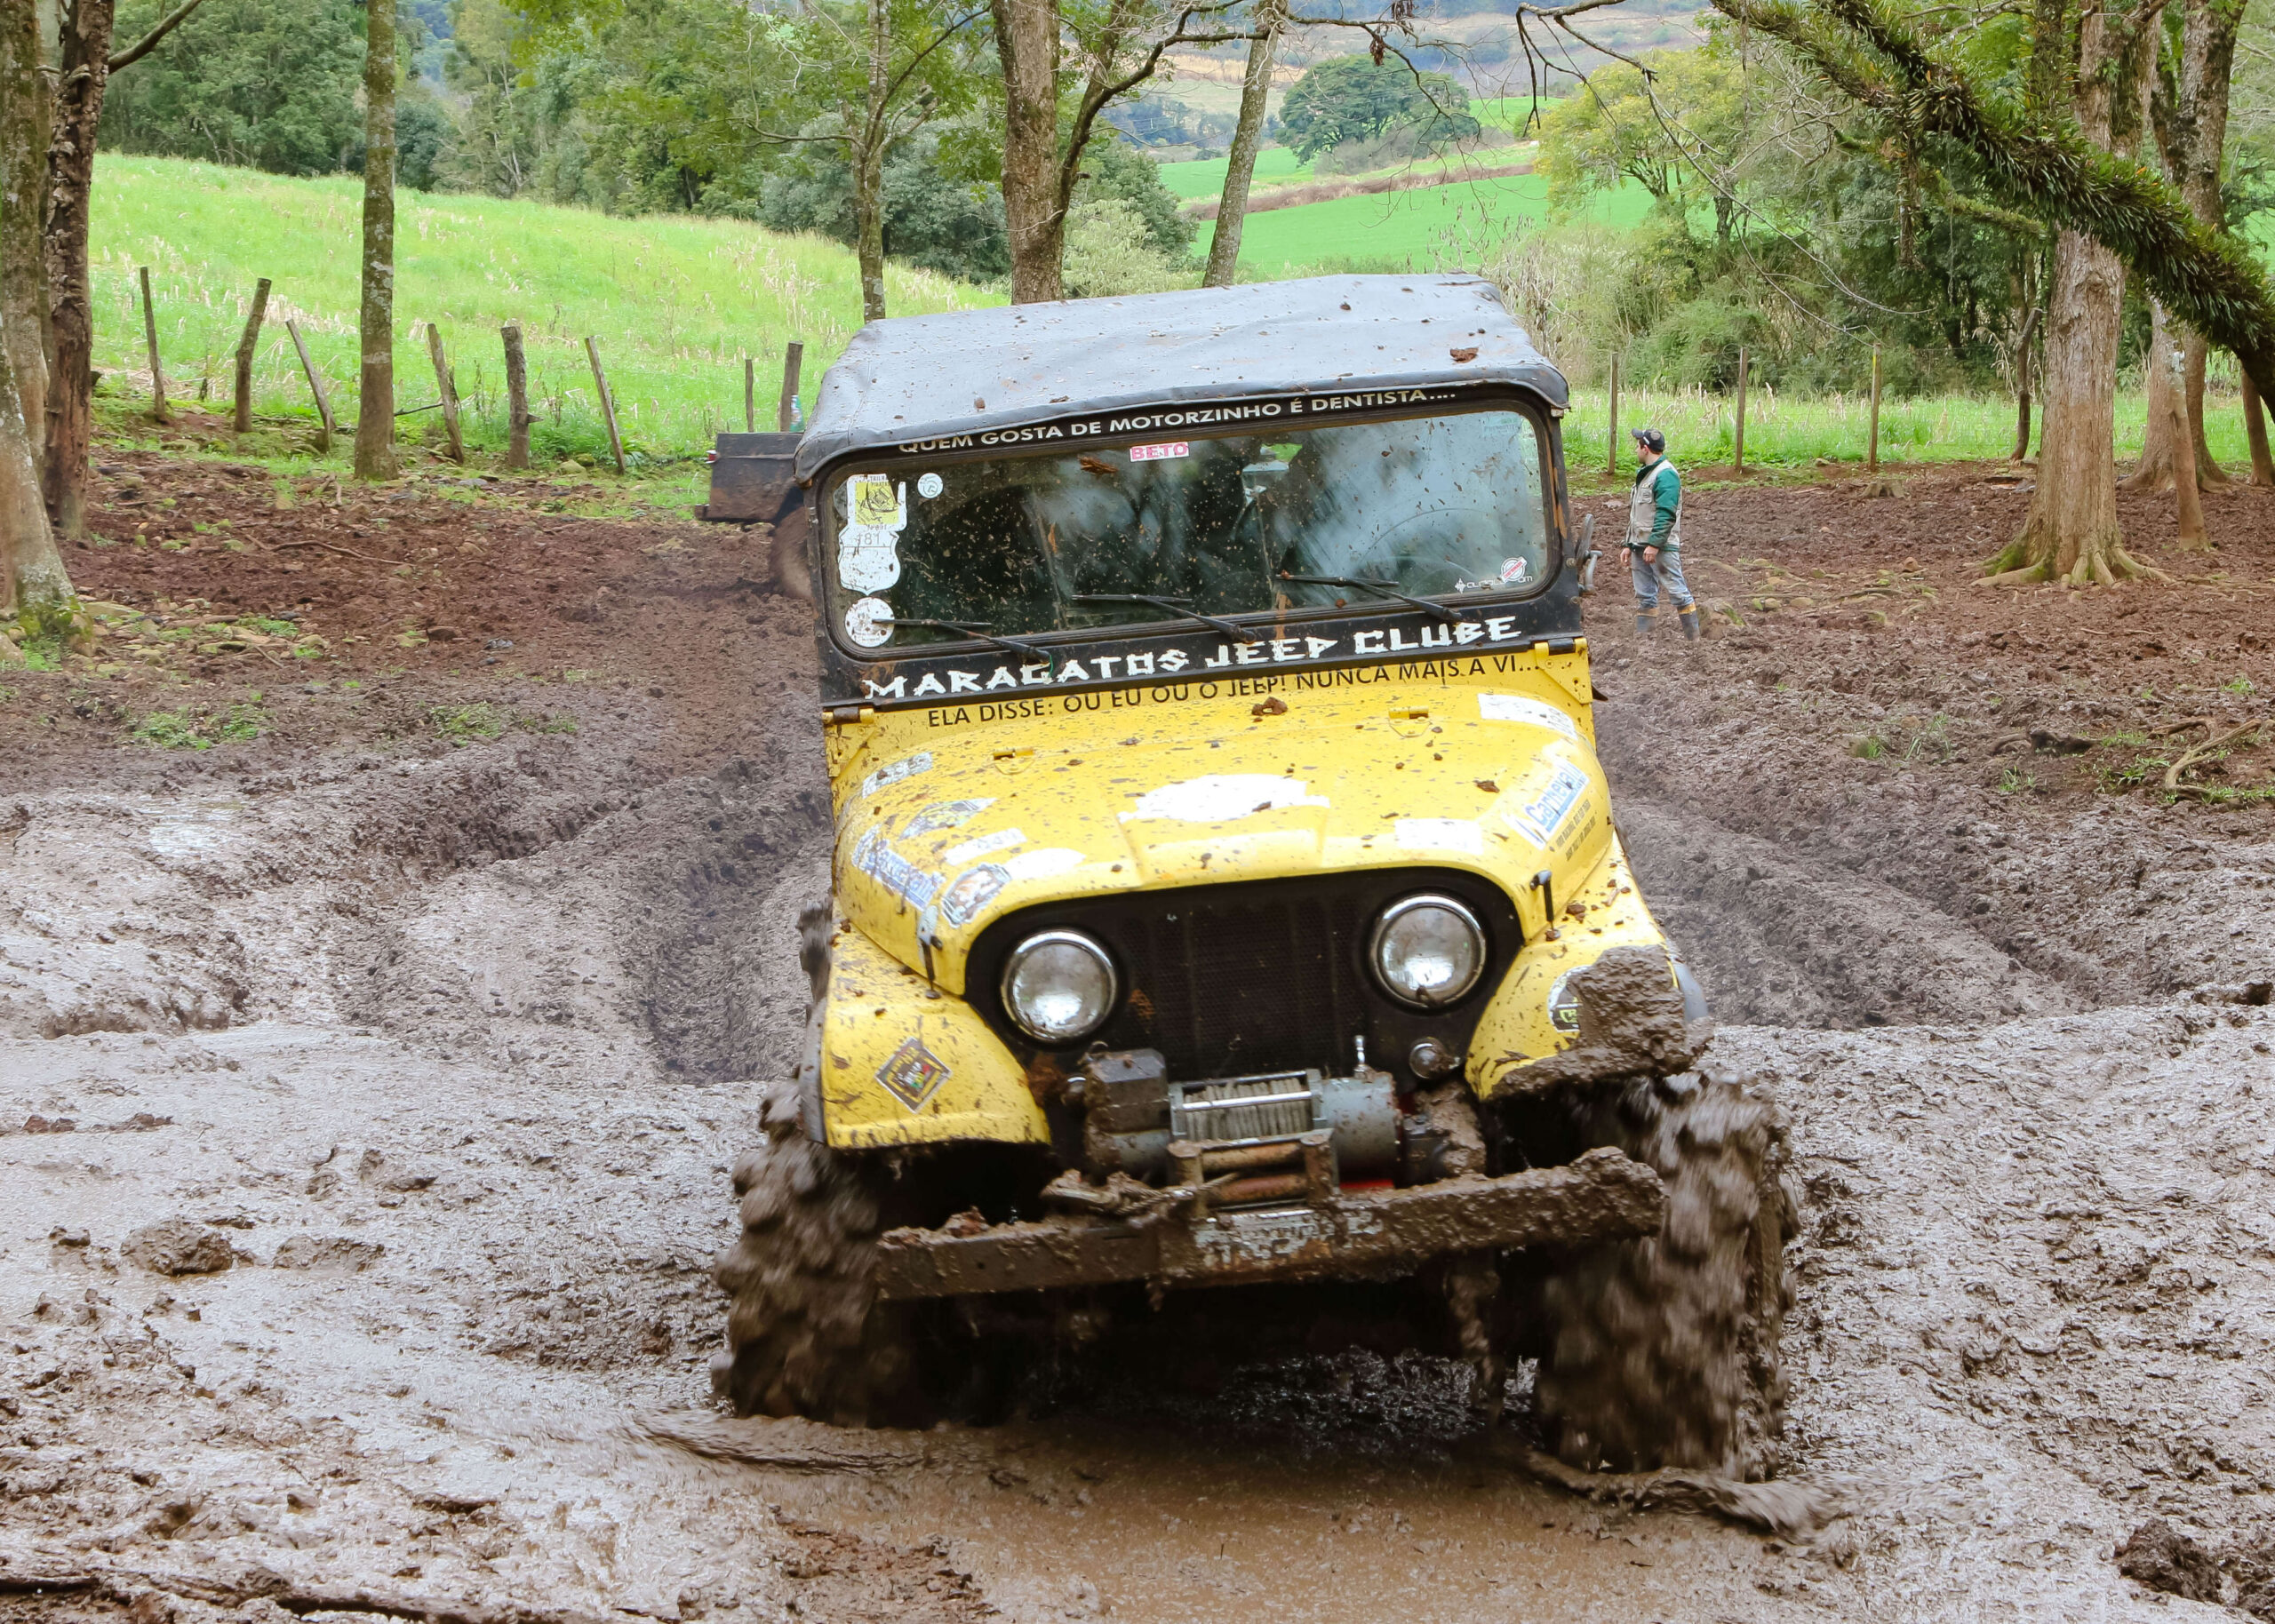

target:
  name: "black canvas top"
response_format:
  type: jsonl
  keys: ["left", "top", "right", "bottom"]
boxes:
{"left": 794, "top": 273, "right": 1565, "bottom": 480}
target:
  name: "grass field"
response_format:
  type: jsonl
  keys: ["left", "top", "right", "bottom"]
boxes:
{"left": 1560, "top": 381, "right": 2252, "bottom": 474}
{"left": 1192, "top": 169, "right": 1653, "bottom": 274}
{"left": 92, "top": 155, "right": 994, "bottom": 466}
{"left": 85, "top": 153, "right": 2228, "bottom": 478}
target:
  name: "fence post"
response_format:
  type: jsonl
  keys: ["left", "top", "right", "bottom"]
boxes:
{"left": 232, "top": 276, "right": 271, "bottom": 434}
{"left": 283, "top": 320, "right": 336, "bottom": 453}
{"left": 426, "top": 323, "right": 464, "bottom": 462}
{"left": 1733, "top": 346, "right": 1747, "bottom": 475}
{"left": 744, "top": 357, "right": 755, "bottom": 433}
{"left": 1606, "top": 353, "right": 1619, "bottom": 476}
{"left": 1866, "top": 346, "right": 1882, "bottom": 474}
{"left": 139, "top": 267, "right": 170, "bottom": 426}
{"left": 778, "top": 340, "right": 804, "bottom": 433}
{"left": 585, "top": 336, "right": 627, "bottom": 474}
{"left": 501, "top": 324, "right": 530, "bottom": 470}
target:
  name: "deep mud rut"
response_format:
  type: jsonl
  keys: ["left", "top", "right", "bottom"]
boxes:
{"left": 4, "top": 458, "right": 2275, "bottom": 1620}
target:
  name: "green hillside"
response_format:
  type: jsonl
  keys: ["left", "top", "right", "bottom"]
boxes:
{"left": 1190, "top": 170, "right": 1652, "bottom": 273}
{"left": 92, "top": 155, "right": 995, "bottom": 462}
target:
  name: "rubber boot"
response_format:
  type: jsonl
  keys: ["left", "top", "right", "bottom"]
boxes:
{"left": 1634, "top": 607, "right": 1657, "bottom": 635}
{"left": 1679, "top": 606, "right": 1702, "bottom": 642}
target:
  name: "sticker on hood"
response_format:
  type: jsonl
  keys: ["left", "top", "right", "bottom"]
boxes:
{"left": 860, "top": 752, "right": 933, "bottom": 798}
{"left": 1003, "top": 847, "right": 1084, "bottom": 880}
{"left": 1502, "top": 760, "right": 1591, "bottom": 848}
{"left": 876, "top": 1036, "right": 950, "bottom": 1112}
{"left": 903, "top": 798, "right": 993, "bottom": 837}
{"left": 1478, "top": 692, "right": 1579, "bottom": 740}
{"left": 938, "top": 864, "right": 1009, "bottom": 927}
{"left": 1395, "top": 817, "right": 1484, "bottom": 856}
{"left": 852, "top": 827, "right": 940, "bottom": 910}
{"left": 1121, "top": 774, "right": 1329, "bottom": 824}
{"left": 945, "top": 827, "right": 1025, "bottom": 865}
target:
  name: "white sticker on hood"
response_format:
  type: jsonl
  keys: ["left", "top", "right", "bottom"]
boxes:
{"left": 1502, "top": 760, "right": 1591, "bottom": 848}
{"left": 1002, "top": 848, "right": 1084, "bottom": 880}
{"left": 1120, "top": 775, "right": 1329, "bottom": 824}
{"left": 1395, "top": 817, "right": 1485, "bottom": 856}
{"left": 945, "top": 827, "right": 1025, "bottom": 865}
{"left": 860, "top": 752, "right": 932, "bottom": 798}
{"left": 1478, "top": 692, "right": 1580, "bottom": 740}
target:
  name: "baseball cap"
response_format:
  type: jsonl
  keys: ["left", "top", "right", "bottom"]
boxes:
{"left": 1630, "top": 426, "right": 1666, "bottom": 452}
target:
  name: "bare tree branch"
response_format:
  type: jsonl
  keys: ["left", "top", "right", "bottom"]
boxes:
{"left": 108, "top": 0, "right": 211, "bottom": 72}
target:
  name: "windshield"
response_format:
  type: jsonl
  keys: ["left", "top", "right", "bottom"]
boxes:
{"left": 822, "top": 408, "right": 1552, "bottom": 653}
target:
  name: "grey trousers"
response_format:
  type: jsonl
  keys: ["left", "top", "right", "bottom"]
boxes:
{"left": 1630, "top": 548, "right": 1694, "bottom": 610}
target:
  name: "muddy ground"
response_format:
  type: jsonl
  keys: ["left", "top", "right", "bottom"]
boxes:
{"left": 4, "top": 454, "right": 2274, "bottom": 1621}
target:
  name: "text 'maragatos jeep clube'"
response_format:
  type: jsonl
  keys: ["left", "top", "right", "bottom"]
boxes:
{"left": 711, "top": 274, "right": 1795, "bottom": 1479}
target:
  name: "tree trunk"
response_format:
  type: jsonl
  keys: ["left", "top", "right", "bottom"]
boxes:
{"left": 1990, "top": 0, "right": 2164, "bottom": 585}
{"left": 2242, "top": 364, "right": 2275, "bottom": 488}
{"left": 991, "top": 0, "right": 1064, "bottom": 304}
{"left": 2175, "top": 0, "right": 2240, "bottom": 484}
{"left": 853, "top": 0, "right": 889, "bottom": 322}
{"left": 2183, "top": 333, "right": 2225, "bottom": 484}
{"left": 2158, "top": 307, "right": 2208, "bottom": 545}
{"left": 353, "top": 0, "right": 396, "bottom": 480}
{"left": 1994, "top": 229, "right": 2138, "bottom": 584}
{"left": 2011, "top": 301, "right": 2040, "bottom": 460}
{"left": 41, "top": 0, "right": 115, "bottom": 540}
{"left": 1202, "top": 0, "right": 1281, "bottom": 290}
{"left": 0, "top": 306, "right": 68, "bottom": 626}
{"left": 0, "top": 0, "right": 48, "bottom": 471}
{"left": 2122, "top": 297, "right": 2180, "bottom": 492}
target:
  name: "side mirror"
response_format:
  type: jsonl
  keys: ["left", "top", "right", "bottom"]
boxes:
{"left": 1571, "top": 513, "right": 1601, "bottom": 596}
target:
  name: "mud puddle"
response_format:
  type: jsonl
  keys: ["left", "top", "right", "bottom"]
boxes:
{"left": 8, "top": 458, "right": 2275, "bottom": 1620}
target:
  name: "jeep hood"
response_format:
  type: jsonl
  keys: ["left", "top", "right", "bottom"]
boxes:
{"left": 831, "top": 678, "right": 1605, "bottom": 997}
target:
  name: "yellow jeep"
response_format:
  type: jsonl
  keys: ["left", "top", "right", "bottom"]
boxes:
{"left": 713, "top": 275, "right": 1792, "bottom": 1477}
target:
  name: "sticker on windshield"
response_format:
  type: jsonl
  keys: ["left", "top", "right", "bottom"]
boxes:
{"left": 917, "top": 472, "right": 943, "bottom": 499}
{"left": 1499, "top": 557, "right": 1529, "bottom": 583}
{"left": 1130, "top": 442, "right": 1189, "bottom": 462}
{"left": 848, "top": 474, "right": 906, "bottom": 529}
{"left": 839, "top": 527, "right": 902, "bottom": 593}
{"left": 844, "top": 596, "right": 894, "bottom": 649}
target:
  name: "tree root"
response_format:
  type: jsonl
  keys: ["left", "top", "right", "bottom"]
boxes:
{"left": 2163, "top": 720, "right": 2268, "bottom": 796}
{"left": 1489, "top": 1440, "right": 1846, "bottom": 1540}
{"left": 0, "top": 1556, "right": 603, "bottom": 1624}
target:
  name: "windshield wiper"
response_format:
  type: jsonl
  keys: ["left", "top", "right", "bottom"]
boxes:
{"left": 1277, "top": 573, "right": 1463, "bottom": 625}
{"left": 880, "top": 617, "right": 1055, "bottom": 672}
{"left": 1072, "top": 593, "right": 1261, "bottom": 643}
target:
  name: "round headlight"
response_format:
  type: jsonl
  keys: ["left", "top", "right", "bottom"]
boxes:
{"left": 1000, "top": 929, "right": 1119, "bottom": 1045}
{"left": 1370, "top": 894, "right": 1487, "bottom": 1009}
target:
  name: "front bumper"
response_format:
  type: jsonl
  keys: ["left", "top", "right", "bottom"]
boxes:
{"left": 874, "top": 1146, "right": 1663, "bottom": 1301}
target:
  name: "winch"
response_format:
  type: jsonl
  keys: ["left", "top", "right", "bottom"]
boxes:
{"left": 1075, "top": 1047, "right": 1422, "bottom": 1207}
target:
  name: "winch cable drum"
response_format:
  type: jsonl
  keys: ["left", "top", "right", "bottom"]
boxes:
{"left": 1077, "top": 1049, "right": 1401, "bottom": 1186}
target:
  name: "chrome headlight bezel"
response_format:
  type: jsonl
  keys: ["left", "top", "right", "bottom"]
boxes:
{"left": 1369, "top": 893, "right": 1488, "bottom": 1010}
{"left": 999, "top": 927, "right": 1120, "bottom": 1045}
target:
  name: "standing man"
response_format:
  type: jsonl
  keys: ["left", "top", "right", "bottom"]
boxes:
{"left": 1622, "top": 426, "right": 1698, "bottom": 641}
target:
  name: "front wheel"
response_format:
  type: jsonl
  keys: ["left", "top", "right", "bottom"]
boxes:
{"left": 1536, "top": 1071, "right": 1794, "bottom": 1479}
{"left": 709, "top": 1084, "right": 921, "bottom": 1425}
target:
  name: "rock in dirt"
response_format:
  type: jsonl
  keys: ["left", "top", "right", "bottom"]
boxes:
{"left": 2114, "top": 1518, "right": 2221, "bottom": 1602}
{"left": 271, "top": 1235, "right": 385, "bottom": 1271}
{"left": 121, "top": 1220, "right": 235, "bottom": 1277}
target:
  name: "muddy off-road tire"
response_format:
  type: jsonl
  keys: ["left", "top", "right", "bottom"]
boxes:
{"left": 1537, "top": 1071, "right": 1795, "bottom": 1480}
{"left": 709, "top": 1084, "right": 921, "bottom": 1424}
